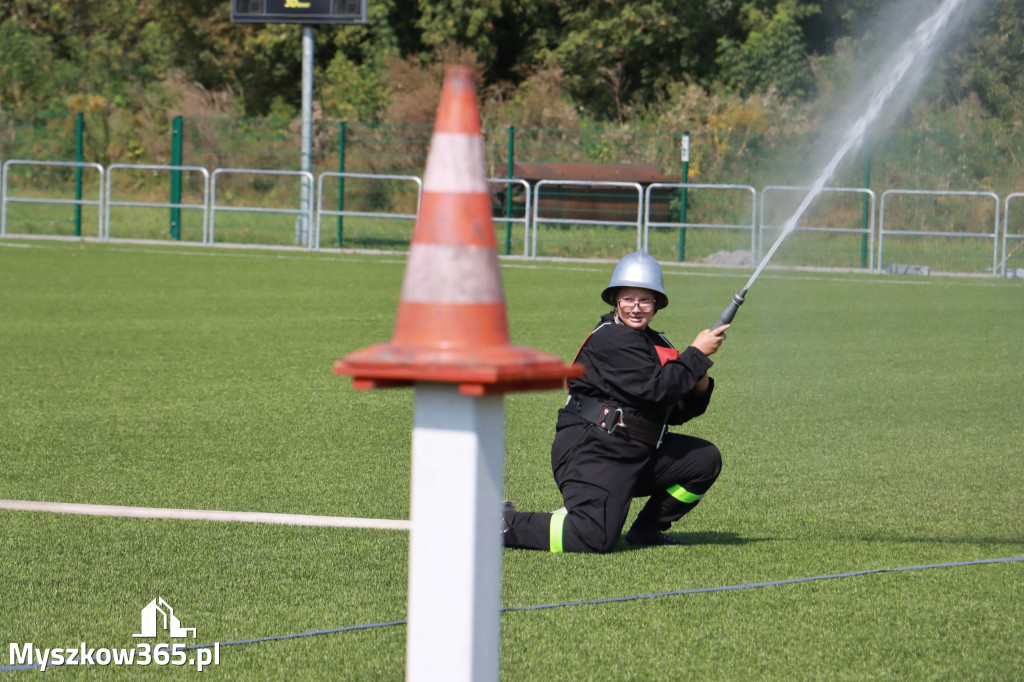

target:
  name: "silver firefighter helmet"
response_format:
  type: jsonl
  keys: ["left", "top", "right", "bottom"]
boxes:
{"left": 601, "top": 249, "right": 668, "bottom": 310}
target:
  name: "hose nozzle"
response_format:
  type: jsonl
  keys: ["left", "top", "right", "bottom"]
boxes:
{"left": 711, "top": 289, "right": 747, "bottom": 331}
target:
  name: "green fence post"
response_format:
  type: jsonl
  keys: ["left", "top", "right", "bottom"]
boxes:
{"left": 505, "top": 125, "right": 515, "bottom": 255}
{"left": 74, "top": 113, "right": 84, "bottom": 237}
{"left": 337, "top": 121, "right": 346, "bottom": 248}
{"left": 170, "top": 116, "right": 183, "bottom": 240}
{"left": 678, "top": 132, "right": 690, "bottom": 262}
{"left": 861, "top": 147, "right": 871, "bottom": 269}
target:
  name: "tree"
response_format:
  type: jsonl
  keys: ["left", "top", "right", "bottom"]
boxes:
{"left": 3, "top": 0, "right": 1022, "bottom": 142}
{"left": 1, "top": 0, "right": 175, "bottom": 110}
{"left": 415, "top": 0, "right": 503, "bottom": 67}
{"left": 528, "top": 0, "right": 729, "bottom": 120}
{"left": 317, "top": 0, "right": 409, "bottom": 123}
{"left": 947, "top": 0, "right": 1024, "bottom": 124}
{"left": 716, "top": 0, "right": 818, "bottom": 100}
{"left": 0, "top": 19, "right": 61, "bottom": 109}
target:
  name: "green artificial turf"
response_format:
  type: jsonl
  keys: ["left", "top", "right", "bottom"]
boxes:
{"left": 1, "top": 239, "right": 1022, "bottom": 680}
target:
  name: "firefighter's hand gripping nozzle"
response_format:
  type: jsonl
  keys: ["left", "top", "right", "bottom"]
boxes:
{"left": 711, "top": 288, "right": 747, "bottom": 331}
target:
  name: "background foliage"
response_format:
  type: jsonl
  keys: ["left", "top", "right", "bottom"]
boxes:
{"left": 1, "top": 0, "right": 1023, "bottom": 168}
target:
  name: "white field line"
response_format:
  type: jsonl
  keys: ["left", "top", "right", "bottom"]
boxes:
{"left": 0, "top": 499, "right": 410, "bottom": 531}
{"left": 5, "top": 234, "right": 1007, "bottom": 285}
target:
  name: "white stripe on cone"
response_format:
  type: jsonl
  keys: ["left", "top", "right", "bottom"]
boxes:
{"left": 401, "top": 244, "right": 504, "bottom": 304}
{"left": 422, "top": 133, "right": 488, "bottom": 194}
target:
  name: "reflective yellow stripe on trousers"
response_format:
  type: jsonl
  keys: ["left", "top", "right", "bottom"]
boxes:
{"left": 549, "top": 511, "right": 567, "bottom": 553}
{"left": 667, "top": 484, "right": 703, "bottom": 504}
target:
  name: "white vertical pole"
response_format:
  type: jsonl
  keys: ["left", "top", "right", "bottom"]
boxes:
{"left": 299, "top": 25, "right": 314, "bottom": 248}
{"left": 406, "top": 383, "right": 504, "bottom": 682}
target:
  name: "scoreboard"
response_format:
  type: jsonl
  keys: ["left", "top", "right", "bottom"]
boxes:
{"left": 231, "top": 0, "right": 368, "bottom": 25}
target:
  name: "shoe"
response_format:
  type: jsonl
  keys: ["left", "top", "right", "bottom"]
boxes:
{"left": 501, "top": 500, "right": 516, "bottom": 534}
{"left": 623, "top": 526, "right": 688, "bottom": 547}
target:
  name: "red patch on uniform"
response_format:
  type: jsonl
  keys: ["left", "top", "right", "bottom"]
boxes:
{"left": 655, "top": 345, "right": 679, "bottom": 366}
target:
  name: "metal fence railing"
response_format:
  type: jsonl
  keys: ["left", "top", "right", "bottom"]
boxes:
{"left": 531, "top": 180, "right": 645, "bottom": 259}
{"left": 644, "top": 183, "right": 758, "bottom": 266}
{"left": 105, "top": 164, "right": 210, "bottom": 242}
{"left": 315, "top": 172, "right": 422, "bottom": 250}
{"left": 1, "top": 160, "right": 104, "bottom": 238}
{"left": 760, "top": 186, "right": 876, "bottom": 270}
{"left": 1002, "top": 193, "right": 1024, "bottom": 278}
{"left": 489, "top": 178, "right": 531, "bottom": 258}
{"left": 209, "top": 168, "right": 316, "bottom": 247}
{"left": 878, "top": 190, "right": 1001, "bottom": 276}
{"left": 6, "top": 110, "right": 1024, "bottom": 205}
{"left": 2, "top": 159, "right": 1023, "bottom": 278}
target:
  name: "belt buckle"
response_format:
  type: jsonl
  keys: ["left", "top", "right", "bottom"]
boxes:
{"left": 598, "top": 406, "right": 625, "bottom": 435}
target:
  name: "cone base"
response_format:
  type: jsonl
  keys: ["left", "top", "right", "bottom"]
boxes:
{"left": 334, "top": 344, "right": 583, "bottom": 396}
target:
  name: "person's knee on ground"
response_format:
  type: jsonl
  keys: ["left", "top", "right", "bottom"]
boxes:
{"left": 630, "top": 440, "right": 723, "bottom": 534}
{"left": 503, "top": 503, "right": 622, "bottom": 553}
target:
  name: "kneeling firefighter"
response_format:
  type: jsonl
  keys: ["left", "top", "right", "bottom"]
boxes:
{"left": 502, "top": 250, "right": 728, "bottom": 553}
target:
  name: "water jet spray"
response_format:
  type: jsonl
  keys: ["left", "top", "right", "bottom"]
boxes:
{"left": 709, "top": 0, "right": 974, "bottom": 331}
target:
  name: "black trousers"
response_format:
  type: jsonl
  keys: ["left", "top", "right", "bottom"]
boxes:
{"left": 504, "top": 422, "right": 722, "bottom": 553}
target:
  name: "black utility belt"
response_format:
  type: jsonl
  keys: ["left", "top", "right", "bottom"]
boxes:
{"left": 563, "top": 393, "right": 667, "bottom": 447}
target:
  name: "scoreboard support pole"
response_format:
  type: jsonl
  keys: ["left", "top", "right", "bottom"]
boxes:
{"left": 300, "top": 25, "right": 314, "bottom": 248}
{"left": 231, "top": 1, "right": 369, "bottom": 250}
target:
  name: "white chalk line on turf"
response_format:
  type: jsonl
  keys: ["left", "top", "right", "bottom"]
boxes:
{"left": 2, "top": 556, "right": 1021, "bottom": 673}
{"left": 0, "top": 499, "right": 410, "bottom": 531}
{"left": 8, "top": 234, "right": 1008, "bottom": 287}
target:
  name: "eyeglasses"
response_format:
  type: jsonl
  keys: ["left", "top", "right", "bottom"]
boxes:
{"left": 618, "top": 297, "right": 656, "bottom": 312}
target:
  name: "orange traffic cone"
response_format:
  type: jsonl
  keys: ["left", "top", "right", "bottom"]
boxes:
{"left": 334, "top": 66, "right": 581, "bottom": 395}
